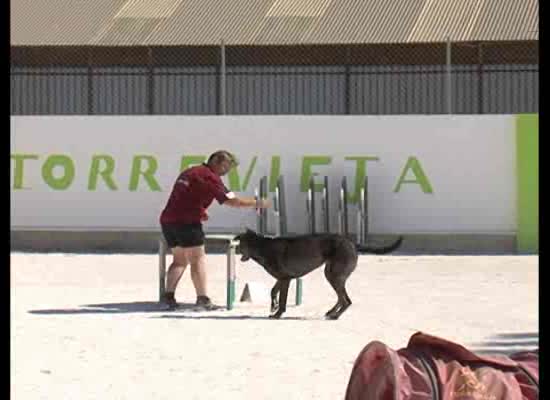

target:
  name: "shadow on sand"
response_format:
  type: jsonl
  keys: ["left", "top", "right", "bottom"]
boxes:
{"left": 152, "top": 314, "right": 318, "bottom": 321}
{"left": 29, "top": 301, "right": 198, "bottom": 315}
{"left": 28, "top": 301, "right": 320, "bottom": 321}
{"left": 467, "top": 332, "right": 539, "bottom": 356}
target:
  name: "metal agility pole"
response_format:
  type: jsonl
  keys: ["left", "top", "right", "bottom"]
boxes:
{"left": 255, "top": 175, "right": 302, "bottom": 305}
{"left": 158, "top": 236, "right": 167, "bottom": 301}
{"left": 226, "top": 238, "right": 237, "bottom": 310}
{"left": 256, "top": 176, "right": 268, "bottom": 235}
{"left": 338, "top": 176, "right": 349, "bottom": 237}
{"left": 321, "top": 176, "right": 330, "bottom": 233}
{"left": 306, "top": 175, "right": 316, "bottom": 234}
{"left": 356, "top": 176, "right": 369, "bottom": 245}
{"left": 276, "top": 175, "right": 302, "bottom": 305}
{"left": 255, "top": 187, "right": 260, "bottom": 231}
{"left": 298, "top": 176, "right": 321, "bottom": 305}
{"left": 260, "top": 176, "right": 268, "bottom": 235}
{"left": 274, "top": 176, "right": 288, "bottom": 236}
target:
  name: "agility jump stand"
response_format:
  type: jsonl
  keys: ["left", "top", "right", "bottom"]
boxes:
{"left": 256, "top": 175, "right": 303, "bottom": 306}
{"left": 158, "top": 233, "right": 239, "bottom": 310}
{"left": 337, "top": 176, "right": 369, "bottom": 244}
{"left": 306, "top": 174, "right": 331, "bottom": 233}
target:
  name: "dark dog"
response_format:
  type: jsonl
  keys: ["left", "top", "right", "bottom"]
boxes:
{"left": 234, "top": 229, "right": 403, "bottom": 320}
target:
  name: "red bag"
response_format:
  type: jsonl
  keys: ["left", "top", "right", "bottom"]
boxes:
{"left": 345, "top": 332, "right": 538, "bottom": 400}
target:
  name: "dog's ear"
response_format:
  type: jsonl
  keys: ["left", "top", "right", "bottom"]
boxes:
{"left": 245, "top": 228, "right": 256, "bottom": 235}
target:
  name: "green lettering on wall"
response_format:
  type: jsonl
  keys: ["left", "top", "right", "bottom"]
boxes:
{"left": 41, "top": 155, "right": 75, "bottom": 190}
{"left": 345, "top": 156, "right": 379, "bottom": 203}
{"left": 180, "top": 155, "right": 206, "bottom": 172}
{"left": 11, "top": 154, "right": 39, "bottom": 189}
{"left": 88, "top": 155, "right": 118, "bottom": 190}
{"left": 129, "top": 155, "right": 161, "bottom": 191}
{"left": 394, "top": 157, "right": 433, "bottom": 193}
{"left": 228, "top": 156, "right": 257, "bottom": 191}
{"left": 269, "top": 156, "right": 281, "bottom": 192}
{"left": 300, "top": 156, "right": 331, "bottom": 192}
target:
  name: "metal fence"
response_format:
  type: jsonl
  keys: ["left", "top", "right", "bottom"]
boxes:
{"left": 11, "top": 42, "right": 538, "bottom": 115}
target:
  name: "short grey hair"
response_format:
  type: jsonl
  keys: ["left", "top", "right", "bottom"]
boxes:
{"left": 207, "top": 150, "right": 239, "bottom": 167}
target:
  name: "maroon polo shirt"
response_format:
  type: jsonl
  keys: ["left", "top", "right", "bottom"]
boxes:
{"left": 160, "top": 164, "right": 235, "bottom": 225}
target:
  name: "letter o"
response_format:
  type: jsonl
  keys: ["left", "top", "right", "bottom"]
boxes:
{"left": 42, "top": 155, "right": 75, "bottom": 190}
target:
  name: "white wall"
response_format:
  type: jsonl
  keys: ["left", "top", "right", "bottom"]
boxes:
{"left": 10, "top": 115, "right": 516, "bottom": 235}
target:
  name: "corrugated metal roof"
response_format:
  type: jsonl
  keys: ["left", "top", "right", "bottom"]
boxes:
{"left": 408, "top": 0, "right": 485, "bottom": 43}
{"left": 93, "top": 18, "right": 162, "bottom": 45}
{"left": 115, "top": 0, "right": 183, "bottom": 18}
{"left": 254, "top": 17, "right": 318, "bottom": 45}
{"left": 308, "top": 0, "right": 426, "bottom": 44}
{"left": 11, "top": 0, "right": 538, "bottom": 45}
{"left": 145, "top": 0, "right": 273, "bottom": 45}
{"left": 266, "top": 0, "right": 332, "bottom": 17}
{"left": 11, "top": 0, "right": 128, "bottom": 45}
{"left": 471, "top": 0, "right": 538, "bottom": 41}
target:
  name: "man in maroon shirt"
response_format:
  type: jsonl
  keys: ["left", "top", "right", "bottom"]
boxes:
{"left": 160, "top": 150, "right": 270, "bottom": 310}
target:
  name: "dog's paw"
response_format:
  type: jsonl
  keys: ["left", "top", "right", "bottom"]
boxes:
{"left": 268, "top": 313, "right": 283, "bottom": 319}
{"left": 324, "top": 313, "right": 340, "bottom": 320}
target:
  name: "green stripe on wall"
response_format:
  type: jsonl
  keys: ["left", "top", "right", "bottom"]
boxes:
{"left": 516, "top": 114, "right": 538, "bottom": 254}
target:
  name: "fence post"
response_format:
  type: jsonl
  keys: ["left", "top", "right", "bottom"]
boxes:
{"left": 478, "top": 42, "right": 484, "bottom": 114}
{"left": 87, "top": 48, "right": 93, "bottom": 115}
{"left": 148, "top": 47, "right": 154, "bottom": 115}
{"left": 220, "top": 40, "right": 226, "bottom": 115}
{"left": 345, "top": 47, "right": 351, "bottom": 114}
{"left": 446, "top": 36, "right": 452, "bottom": 114}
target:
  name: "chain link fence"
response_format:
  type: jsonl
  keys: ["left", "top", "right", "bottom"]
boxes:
{"left": 11, "top": 41, "right": 538, "bottom": 115}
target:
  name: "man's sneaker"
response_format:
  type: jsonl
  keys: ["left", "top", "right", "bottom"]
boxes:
{"left": 195, "top": 295, "right": 220, "bottom": 311}
{"left": 163, "top": 293, "right": 178, "bottom": 311}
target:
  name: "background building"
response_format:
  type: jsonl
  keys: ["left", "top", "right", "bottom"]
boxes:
{"left": 11, "top": 0, "right": 538, "bottom": 116}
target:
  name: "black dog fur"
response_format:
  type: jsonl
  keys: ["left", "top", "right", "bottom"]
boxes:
{"left": 234, "top": 229, "right": 403, "bottom": 320}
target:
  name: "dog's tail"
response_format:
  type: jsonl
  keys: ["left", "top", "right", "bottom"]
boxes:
{"left": 356, "top": 236, "right": 403, "bottom": 254}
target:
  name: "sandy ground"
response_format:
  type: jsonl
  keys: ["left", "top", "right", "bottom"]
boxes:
{"left": 12, "top": 253, "right": 538, "bottom": 400}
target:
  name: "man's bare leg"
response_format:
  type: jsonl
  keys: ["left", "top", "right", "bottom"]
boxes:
{"left": 164, "top": 247, "right": 189, "bottom": 309}
{"left": 185, "top": 245, "right": 216, "bottom": 309}
{"left": 186, "top": 245, "right": 207, "bottom": 297}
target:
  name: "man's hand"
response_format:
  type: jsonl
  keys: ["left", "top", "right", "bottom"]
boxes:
{"left": 201, "top": 212, "right": 209, "bottom": 221}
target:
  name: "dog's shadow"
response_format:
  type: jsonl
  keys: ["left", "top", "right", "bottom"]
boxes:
{"left": 28, "top": 301, "right": 197, "bottom": 315}
{"left": 28, "top": 301, "right": 317, "bottom": 320}
{"left": 153, "top": 314, "right": 314, "bottom": 321}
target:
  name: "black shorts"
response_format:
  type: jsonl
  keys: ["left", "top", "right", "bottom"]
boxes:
{"left": 161, "top": 223, "right": 205, "bottom": 248}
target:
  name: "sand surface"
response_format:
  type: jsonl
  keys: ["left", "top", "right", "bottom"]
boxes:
{"left": 12, "top": 253, "right": 538, "bottom": 400}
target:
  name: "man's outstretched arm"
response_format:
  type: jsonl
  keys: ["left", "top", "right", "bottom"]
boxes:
{"left": 224, "top": 197, "right": 270, "bottom": 209}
